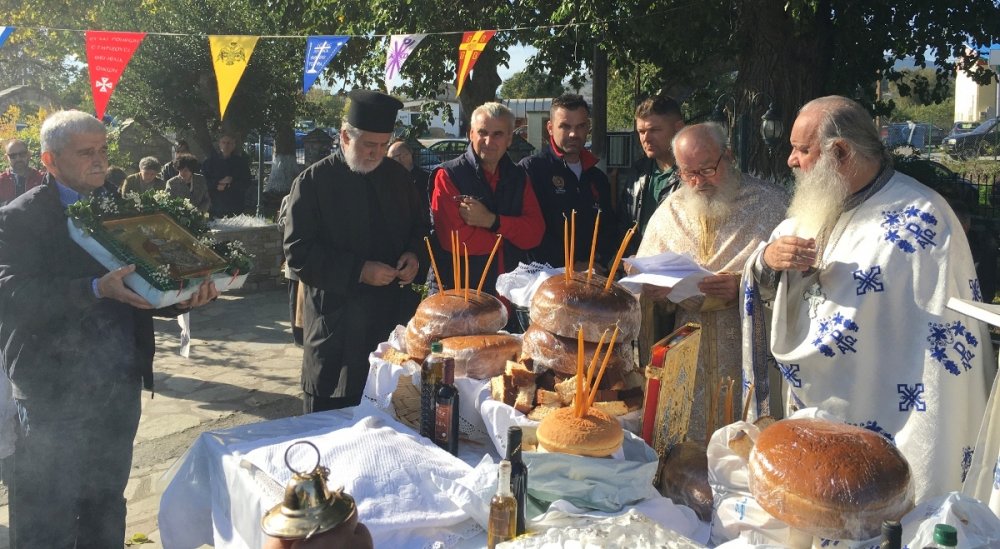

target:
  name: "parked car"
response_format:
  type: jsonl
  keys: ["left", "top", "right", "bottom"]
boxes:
{"left": 942, "top": 118, "right": 1000, "bottom": 160}
{"left": 894, "top": 157, "right": 979, "bottom": 206}
{"left": 884, "top": 122, "right": 943, "bottom": 153}
{"left": 945, "top": 121, "right": 979, "bottom": 140}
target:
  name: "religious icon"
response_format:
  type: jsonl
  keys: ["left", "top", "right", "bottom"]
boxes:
{"left": 102, "top": 213, "right": 228, "bottom": 280}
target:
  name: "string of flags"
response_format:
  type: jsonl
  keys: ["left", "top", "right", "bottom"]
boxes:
{"left": 0, "top": 25, "right": 500, "bottom": 121}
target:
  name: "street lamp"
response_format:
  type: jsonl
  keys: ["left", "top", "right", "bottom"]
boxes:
{"left": 709, "top": 92, "right": 784, "bottom": 172}
{"left": 760, "top": 101, "right": 784, "bottom": 155}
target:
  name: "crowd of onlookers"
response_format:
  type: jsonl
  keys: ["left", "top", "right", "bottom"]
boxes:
{"left": 1, "top": 134, "right": 251, "bottom": 219}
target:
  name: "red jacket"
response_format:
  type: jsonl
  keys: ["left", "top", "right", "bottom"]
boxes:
{"left": 0, "top": 168, "right": 44, "bottom": 205}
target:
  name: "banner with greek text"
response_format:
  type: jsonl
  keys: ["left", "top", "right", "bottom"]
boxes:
{"left": 456, "top": 30, "right": 495, "bottom": 97}
{"left": 303, "top": 36, "right": 349, "bottom": 93}
{"left": 209, "top": 35, "right": 259, "bottom": 119}
{"left": 384, "top": 33, "right": 426, "bottom": 92}
{"left": 85, "top": 31, "right": 146, "bottom": 120}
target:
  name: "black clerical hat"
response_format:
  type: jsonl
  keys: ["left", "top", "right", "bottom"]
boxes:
{"left": 347, "top": 90, "right": 403, "bottom": 133}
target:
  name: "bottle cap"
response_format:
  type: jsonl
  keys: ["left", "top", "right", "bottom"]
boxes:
{"left": 430, "top": 341, "right": 443, "bottom": 353}
{"left": 933, "top": 524, "right": 957, "bottom": 546}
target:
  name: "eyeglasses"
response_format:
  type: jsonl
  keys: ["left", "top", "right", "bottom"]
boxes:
{"left": 5, "top": 151, "right": 28, "bottom": 159}
{"left": 678, "top": 152, "right": 724, "bottom": 182}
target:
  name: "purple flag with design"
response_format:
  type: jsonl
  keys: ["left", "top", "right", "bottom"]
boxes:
{"left": 303, "top": 36, "right": 349, "bottom": 93}
{"left": 385, "top": 34, "right": 427, "bottom": 91}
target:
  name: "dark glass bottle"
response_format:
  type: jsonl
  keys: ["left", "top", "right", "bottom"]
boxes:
{"left": 879, "top": 519, "right": 901, "bottom": 549}
{"left": 506, "top": 426, "right": 528, "bottom": 536}
{"left": 434, "top": 354, "right": 459, "bottom": 455}
{"left": 420, "top": 341, "right": 445, "bottom": 440}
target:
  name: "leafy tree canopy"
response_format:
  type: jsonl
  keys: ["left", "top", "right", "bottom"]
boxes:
{"left": 499, "top": 68, "right": 565, "bottom": 99}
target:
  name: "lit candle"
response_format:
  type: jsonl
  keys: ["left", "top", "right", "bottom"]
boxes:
{"left": 587, "top": 210, "right": 600, "bottom": 283}
{"left": 477, "top": 233, "right": 502, "bottom": 295}
{"left": 424, "top": 237, "right": 443, "bottom": 292}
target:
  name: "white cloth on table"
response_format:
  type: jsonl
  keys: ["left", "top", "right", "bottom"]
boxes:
{"left": 241, "top": 404, "right": 483, "bottom": 548}
{"left": 741, "top": 172, "right": 990, "bottom": 504}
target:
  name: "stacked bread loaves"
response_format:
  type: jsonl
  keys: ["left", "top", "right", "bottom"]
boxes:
{"left": 497, "top": 272, "right": 642, "bottom": 420}
{"left": 748, "top": 418, "right": 914, "bottom": 540}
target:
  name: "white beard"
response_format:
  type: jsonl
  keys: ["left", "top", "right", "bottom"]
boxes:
{"left": 787, "top": 153, "right": 850, "bottom": 239}
{"left": 344, "top": 144, "right": 381, "bottom": 174}
{"left": 674, "top": 169, "right": 739, "bottom": 223}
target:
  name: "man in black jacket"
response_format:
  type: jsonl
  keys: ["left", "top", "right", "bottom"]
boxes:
{"left": 519, "top": 93, "right": 617, "bottom": 271}
{"left": 0, "top": 110, "right": 216, "bottom": 548}
{"left": 284, "top": 90, "right": 429, "bottom": 413}
{"left": 202, "top": 132, "right": 252, "bottom": 218}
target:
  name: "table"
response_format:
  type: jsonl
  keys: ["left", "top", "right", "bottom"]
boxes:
{"left": 158, "top": 404, "right": 710, "bottom": 548}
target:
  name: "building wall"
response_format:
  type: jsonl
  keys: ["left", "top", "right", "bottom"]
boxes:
{"left": 955, "top": 57, "right": 999, "bottom": 123}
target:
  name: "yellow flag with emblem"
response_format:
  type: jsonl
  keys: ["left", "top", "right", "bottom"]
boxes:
{"left": 209, "top": 35, "right": 259, "bottom": 119}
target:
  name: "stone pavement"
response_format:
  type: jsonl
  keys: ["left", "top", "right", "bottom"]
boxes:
{"left": 0, "top": 288, "right": 304, "bottom": 548}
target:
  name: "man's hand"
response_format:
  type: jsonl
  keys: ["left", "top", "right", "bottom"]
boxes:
{"left": 644, "top": 284, "right": 672, "bottom": 301}
{"left": 698, "top": 272, "right": 740, "bottom": 301}
{"left": 97, "top": 265, "right": 154, "bottom": 309}
{"left": 762, "top": 236, "right": 818, "bottom": 272}
{"left": 458, "top": 197, "right": 497, "bottom": 228}
{"left": 176, "top": 279, "right": 219, "bottom": 310}
{"left": 395, "top": 252, "right": 419, "bottom": 284}
{"left": 360, "top": 261, "right": 398, "bottom": 286}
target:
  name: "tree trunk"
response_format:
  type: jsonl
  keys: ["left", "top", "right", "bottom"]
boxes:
{"left": 592, "top": 44, "right": 608, "bottom": 169}
{"left": 734, "top": 0, "right": 832, "bottom": 180}
{"left": 267, "top": 121, "right": 298, "bottom": 193}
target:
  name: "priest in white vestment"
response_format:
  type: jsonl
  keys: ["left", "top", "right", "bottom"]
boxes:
{"left": 637, "top": 123, "right": 788, "bottom": 442}
{"left": 741, "top": 96, "right": 990, "bottom": 504}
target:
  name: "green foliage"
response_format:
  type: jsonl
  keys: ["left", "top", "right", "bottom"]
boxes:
{"left": 299, "top": 90, "right": 347, "bottom": 129}
{"left": 499, "top": 68, "right": 565, "bottom": 99}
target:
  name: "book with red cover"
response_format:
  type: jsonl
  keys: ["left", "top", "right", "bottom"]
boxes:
{"left": 640, "top": 323, "right": 701, "bottom": 457}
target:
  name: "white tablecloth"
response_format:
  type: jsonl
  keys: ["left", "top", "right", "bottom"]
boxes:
{"left": 158, "top": 403, "right": 710, "bottom": 549}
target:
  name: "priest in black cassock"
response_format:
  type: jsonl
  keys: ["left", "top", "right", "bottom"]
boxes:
{"left": 284, "top": 90, "right": 430, "bottom": 413}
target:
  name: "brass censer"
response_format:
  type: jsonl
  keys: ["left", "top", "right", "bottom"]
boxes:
{"left": 261, "top": 440, "right": 372, "bottom": 547}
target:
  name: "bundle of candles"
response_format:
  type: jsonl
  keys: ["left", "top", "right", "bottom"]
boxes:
{"left": 561, "top": 209, "right": 636, "bottom": 290}
{"left": 705, "top": 377, "right": 757, "bottom": 441}
{"left": 572, "top": 324, "right": 621, "bottom": 418}
{"left": 423, "top": 231, "right": 502, "bottom": 301}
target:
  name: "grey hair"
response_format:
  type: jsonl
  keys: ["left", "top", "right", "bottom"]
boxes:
{"left": 340, "top": 121, "right": 364, "bottom": 141}
{"left": 40, "top": 110, "right": 105, "bottom": 154}
{"left": 671, "top": 122, "right": 729, "bottom": 154}
{"left": 800, "top": 96, "right": 890, "bottom": 165}
{"left": 138, "top": 156, "right": 161, "bottom": 171}
{"left": 470, "top": 102, "right": 515, "bottom": 132}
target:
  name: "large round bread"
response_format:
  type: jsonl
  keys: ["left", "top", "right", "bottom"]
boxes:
{"left": 529, "top": 272, "right": 640, "bottom": 342}
{"left": 439, "top": 333, "right": 522, "bottom": 379}
{"left": 405, "top": 290, "right": 507, "bottom": 359}
{"left": 521, "top": 325, "right": 634, "bottom": 376}
{"left": 748, "top": 418, "right": 913, "bottom": 540}
{"left": 536, "top": 406, "right": 624, "bottom": 457}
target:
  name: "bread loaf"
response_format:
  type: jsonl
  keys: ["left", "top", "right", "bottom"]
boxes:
{"left": 536, "top": 407, "right": 624, "bottom": 457}
{"left": 748, "top": 418, "right": 913, "bottom": 540}
{"left": 405, "top": 290, "right": 508, "bottom": 359}
{"left": 439, "top": 334, "right": 522, "bottom": 379}
{"left": 521, "top": 325, "right": 634, "bottom": 376}
{"left": 529, "top": 272, "right": 640, "bottom": 342}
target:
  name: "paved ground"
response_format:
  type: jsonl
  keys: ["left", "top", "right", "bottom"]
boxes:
{"left": 0, "top": 288, "right": 304, "bottom": 548}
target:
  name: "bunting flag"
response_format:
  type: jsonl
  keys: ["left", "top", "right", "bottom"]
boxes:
{"left": 303, "top": 35, "right": 349, "bottom": 94}
{"left": 0, "top": 27, "right": 14, "bottom": 50}
{"left": 384, "top": 33, "right": 426, "bottom": 92}
{"left": 209, "top": 35, "right": 259, "bottom": 119}
{"left": 84, "top": 30, "right": 146, "bottom": 120}
{"left": 455, "top": 30, "right": 496, "bottom": 97}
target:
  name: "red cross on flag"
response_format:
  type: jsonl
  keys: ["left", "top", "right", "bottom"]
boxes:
{"left": 85, "top": 31, "right": 146, "bottom": 121}
{"left": 456, "top": 30, "right": 496, "bottom": 97}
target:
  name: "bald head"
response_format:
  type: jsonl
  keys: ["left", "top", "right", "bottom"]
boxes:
{"left": 4, "top": 139, "right": 31, "bottom": 175}
{"left": 387, "top": 140, "right": 414, "bottom": 171}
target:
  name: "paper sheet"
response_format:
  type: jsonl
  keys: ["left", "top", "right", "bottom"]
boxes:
{"left": 620, "top": 252, "right": 714, "bottom": 303}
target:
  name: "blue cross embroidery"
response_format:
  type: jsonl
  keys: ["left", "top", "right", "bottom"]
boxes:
{"left": 811, "top": 312, "right": 860, "bottom": 357}
{"left": 776, "top": 362, "right": 802, "bottom": 388}
{"left": 927, "top": 320, "right": 979, "bottom": 375}
{"left": 851, "top": 420, "right": 896, "bottom": 443}
{"left": 971, "top": 279, "right": 983, "bottom": 302}
{"left": 993, "top": 457, "right": 1000, "bottom": 489}
{"left": 743, "top": 282, "right": 753, "bottom": 316}
{"left": 897, "top": 383, "right": 926, "bottom": 411}
{"left": 963, "top": 446, "right": 974, "bottom": 483}
{"left": 734, "top": 498, "right": 747, "bottom": 520}
{"left": 881, "top": 204, "right": 939, "bottom": 254}
{"left": 853, "top": 266, "right": 884, "bottom": 295}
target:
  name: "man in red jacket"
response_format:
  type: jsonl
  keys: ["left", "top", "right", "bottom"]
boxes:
{"left": 430, "top": 102, "right": 543, "bottom": 321}
{"left": 0, "top": 139, "right": 44, "bottom": 205}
